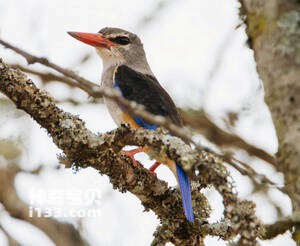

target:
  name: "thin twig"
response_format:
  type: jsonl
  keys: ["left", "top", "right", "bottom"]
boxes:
{"left": 10, "top": 64, "right": 80, "bottom": 88}
{"left": 181, "top": 109, "right": 276, "bottom": 165}
{"left": 0, "top": 39, "right": 96, "bottom": 89}
{"left": 0, "top": 222, "right": 21, "bottom": 246}
{"left": 0, "top": 37, "right": 196, "bottom": 144}
{"left": 0, "top": 38, "right": 277, "bottom": 188}
{"left": 261, "top": 212, "right": 300, "bottom": 239}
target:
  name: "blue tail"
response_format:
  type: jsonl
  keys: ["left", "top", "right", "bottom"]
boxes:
{"left": 176, "top": 164, "right": 194, "bottom": 222}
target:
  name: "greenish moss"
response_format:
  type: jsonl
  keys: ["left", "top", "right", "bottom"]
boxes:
{"left": 247, "top": 14, "right": 267, "bottom": 39}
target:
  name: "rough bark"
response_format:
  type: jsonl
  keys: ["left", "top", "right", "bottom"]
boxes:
{"left": 0, "top": 59, "right": 262, "bottom": 245}
{"left": 240, "top": 0, "right": 300, "bottom": 241}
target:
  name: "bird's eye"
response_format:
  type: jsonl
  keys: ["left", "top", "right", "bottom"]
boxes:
{"left": 109, "top": 36, "right": 130, "bottom": 45}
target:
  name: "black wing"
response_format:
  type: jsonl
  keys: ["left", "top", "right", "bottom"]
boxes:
{"left": 114, "top": 65, "right": 183, "bottom": 126}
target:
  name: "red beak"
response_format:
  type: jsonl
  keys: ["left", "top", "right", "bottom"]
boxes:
{"left": 67, "top": 31, "right": 115, "bottom": 49}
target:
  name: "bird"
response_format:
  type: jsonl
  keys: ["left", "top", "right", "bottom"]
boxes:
{"left": 68, "top": 27, "right": 194, "bottom": 222}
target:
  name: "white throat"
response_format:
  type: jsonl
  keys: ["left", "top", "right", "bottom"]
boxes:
{"left": 96, "top": 48, "right": 125, "bottom": 71}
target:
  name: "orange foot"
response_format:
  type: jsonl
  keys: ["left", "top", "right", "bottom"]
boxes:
{"left": 149, "top": 161, "right": 162, "bottom": 176}
{"left": 122, "top": 146, "right": 149, "bottom": 167}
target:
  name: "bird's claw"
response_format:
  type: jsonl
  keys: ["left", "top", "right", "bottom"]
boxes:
{"left": 148, "top": 161, "right": 161, "bottom": 176}
{"left": 122, "top": 146, "right": 148, "bottom": 167}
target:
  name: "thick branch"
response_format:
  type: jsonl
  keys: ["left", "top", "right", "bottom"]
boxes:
{"left": 239, "top": 0, "right": 300, "bottom": 241}
{"left": 0, "top": 58, "right": 212, "bottom": 244}
{"left": 0, "top": 58, "right": 265, "bottom": 245}
{"left": 240, "top": 0, "right": 300, "bottom": 206}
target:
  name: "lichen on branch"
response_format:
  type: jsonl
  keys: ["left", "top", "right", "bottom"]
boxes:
{"left": 2, "top": 57, "right": 291, "bottom": 245}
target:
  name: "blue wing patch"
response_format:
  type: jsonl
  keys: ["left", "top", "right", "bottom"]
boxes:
{"left": 133, "top": 116, "right": 158, "bottom": 130}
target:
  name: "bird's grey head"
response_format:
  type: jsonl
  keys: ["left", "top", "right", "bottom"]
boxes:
{"left": 68, "top": 27, "right": 152, "bottom": 74}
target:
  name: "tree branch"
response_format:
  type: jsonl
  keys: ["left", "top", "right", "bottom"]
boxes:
{"left": 0, "top": 58, "right": 265, "bottom": 245}
{"left": 0, "top": 58, "right": 206, "bottom": 244}
{"left": 181, "top": 109, "right": 276, "bottom": 165}
{"left": 0, "top": 39, "right": 96, "bottom": 90}
{"left": 260, "top": 212, "right": 300, "bottom": 240}
{"left": 1, "top": 45, "right": 296, "bottom": 242}
{"left": 239, "top": 0, "right": 300, "bottom": 241}
{"left": 0, "top": 223, "right": 21, "bottom": 246}
{"left": 10, "top": 64, "right": 82, "bottom": 88}
{"left": 0, "top": 37, "right": 279, "bottom": 191}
